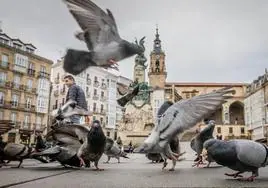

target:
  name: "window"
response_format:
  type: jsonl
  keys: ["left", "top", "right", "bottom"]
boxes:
{"left": 107, "top": 132, "right": 110, "bottom": 137}
{"left": 1, "top": 54, "right": 8, "bottom": 67}
{"left": 100, "top": 117, "right": 103, "bottom": 124}
{"left": 101, "top": 104, "right": 104, "bottom": 112}
{"left": 14, "top": 75, "right": 20, "bottom": 88}
{"left": 0, "top": 72, "right": 6, "bottom": 82}
{"left": 24, "top": 115, "right": 30, "bottom": 128}
{"left": 241, "top": 127, "right": 245, "bottom": 134}
{"left": 94, "top": 76, "right": 98, "bottom": 82}
{"left": 87, "top": 74, "right": 90, "bottom": 80}
{"left": 40, "top": 65, "right": 46, "bottom": 73}
{"left": 93, "top": 103, "right": 96, "bottom": 112}
{"left": 62, "top": 98, "right": 65, "bottom": 105}
{"left": 28, "top": 63, "right": 34, "bottom": 70}
{"left": 94, "top": 89, "right": 97, "bottom": 96}
{"left": 11, "top": 94, "right": 19, "bottom": 107}
{"left": 11, "top": 112, "right": 16, "bottom": 122}
{"left": 36, "top": 116, "right": 41, "bottom": 129}
{"left": 217, "top": 127, "right": 221, "bottom": 134}
{"left": 185, "top": 93, "right": 190, "bottom": 99}
{"left": 101, "top": 91, "right": 104, "bottom": 97}
{"left": 0, "top": 92, "right": 4, "bottom": 105}
{"left": 27, "top": 79, "right": 33, "bottom": 90}
{"left": 26, "top": 97, "right": 31, "bottom": 108}
{"left": 93, "top": 116, "right": 96, "bottom": 121}
{"left": 229, "top": 127, "right": 233, "bottom": 134}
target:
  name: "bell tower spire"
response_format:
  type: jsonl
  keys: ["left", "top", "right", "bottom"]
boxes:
{"left": 148, "top": 26, "right": 167, "bottom": 89}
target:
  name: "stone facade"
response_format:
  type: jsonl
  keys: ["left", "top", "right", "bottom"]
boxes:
{"left": 0, "top": 31, "right": 53, "bottom": 144}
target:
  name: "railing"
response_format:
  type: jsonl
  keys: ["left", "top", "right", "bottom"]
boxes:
{"left": 92, "top": 108, "right": 106, "bottom": 115}
{"left": 101, "top": 83, "right": 107, "bottom": 89}
{"left": 0, "top": 101, "right": 36, "bottom": 112}
{"left": 38, "top": 71, "right": 50, "bottom": 79}
{"left": 100, "top": 96, "right": 106, "bottom": 101}
{"left": 94, "top": 81, "right": 99, "bottom": 87}
{"left": 27, "top": 69, "right": 35, "bottom": 77}
{"left": 0, "top": 61, "right": 9, "bottom": 69}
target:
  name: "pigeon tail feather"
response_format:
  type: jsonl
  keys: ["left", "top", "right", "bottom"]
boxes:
{"left": 63, "top": 49, "right": 95, "bottom": 75}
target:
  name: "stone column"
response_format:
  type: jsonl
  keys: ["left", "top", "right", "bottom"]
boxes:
{"left": 222, "top": 103, "right": 230, "bottom": 124}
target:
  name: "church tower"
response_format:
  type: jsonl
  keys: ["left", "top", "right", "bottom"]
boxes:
{"left": 148, "top": 27, "right": 167, "bottom": 89}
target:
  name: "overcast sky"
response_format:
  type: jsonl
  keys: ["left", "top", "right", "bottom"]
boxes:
{"left": 1, "top": 0, "right": 268, "bottom": 83}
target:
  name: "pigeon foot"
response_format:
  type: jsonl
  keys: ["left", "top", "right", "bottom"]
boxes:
{"left": 224, "top": 172, "right": 243, "bottom": 178}
{"left": 237, "top": 175, "right": 256, "bottom": 182}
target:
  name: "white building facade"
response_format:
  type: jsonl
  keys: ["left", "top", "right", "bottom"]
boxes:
{"left": 151, "top": 89, "right": 165, "bottom": 124}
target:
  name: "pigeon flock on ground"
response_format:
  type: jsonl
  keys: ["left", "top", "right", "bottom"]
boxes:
{"left": 0, "top": 0, "right": 267, "bottom": 184}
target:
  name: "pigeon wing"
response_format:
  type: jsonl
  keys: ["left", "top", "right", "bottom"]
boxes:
{"left": 63, "top": 0, "right": 121, "bottom": 49}
{"left": 157, "top": 87, "right": 234, "bottom": 148}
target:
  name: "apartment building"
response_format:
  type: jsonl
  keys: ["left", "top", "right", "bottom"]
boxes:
{"left": 0, "top": 30, "right": 53, "bottom": 144}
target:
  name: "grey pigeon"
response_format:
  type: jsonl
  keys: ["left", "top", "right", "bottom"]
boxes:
{"left": 62, "top": 0, "right": 146, "bottom": 75}
{"left": 204, "top": 139, "right": 268, "bottom": 181}
{"left": 104, "top": 137, "right": 129, "bottom": 163}
{"left": 117, "top": 84, "right": 140, "bottom": 107}
{"left": 1, "top": 143, "right": 48, "bottom": 168}
{"left": 146, "top": 153, "right": 163, "bottom": 163}
{"left": 31, "top": 144, "right": 81, "bottom": 168}
{"left": 135, "top": 101, "right": 185, "bottom": 171}
{"left": 191, "top": 120, "right": 216, "bottom": 167}
{"left": 135, "top": 87, "right": 235, "bottom": 162}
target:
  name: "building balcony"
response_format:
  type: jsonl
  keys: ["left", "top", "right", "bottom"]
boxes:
{"left": 33, "top": 123, "right": 42, "bottom": 130}
{"left": 0, "top": 80, "right": 7, "bottom": 88}
{"left": 0, "top": 61, "right": 9, "bottom": 70}
{"left": 11, "top": 64, "right": 27, "bottom": 74}
{"left": 38, "top": 71, "right": 50, "bottom": 79}
{"left": 54, "top": 90, "right": 59, "bottom": 97}
{"left": 27, "top": 69, "right": 35, "bottom": 77}
{"left": 94, "top": 81, "right": 99, "bottom": 87}
{"left": 87, "top": 79, "right": 91, "bottom": 85}
{"left": 93, "top": 95, "right": 99, "bottom": 100}
{"left": 52, "top": 104, "right": 58, "bottom": 110}
{"left": 0, "top": 101, "right": 36, "bottom": 112}
{"left": 54, "top": 77, "right": 60, "bottom": 84}
{"left": 101, "top": 83, "right": 107, "bottom": 89}
{"left": 92, "top": 108, "right": 106, "bottom": 115}
{"left": 21, "top": 122, "right": 32, "bottom": 130}
{"left": 25, "top": 87, "right": 37, "bottom": 94}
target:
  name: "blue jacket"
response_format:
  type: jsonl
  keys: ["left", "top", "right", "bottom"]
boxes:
{"left": 66, "top": 84, "right": 88, "bottom": 111}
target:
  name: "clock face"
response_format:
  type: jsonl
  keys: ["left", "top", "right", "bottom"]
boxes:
{"left": 156, "top": 55, "right": 160, "bottom": 59}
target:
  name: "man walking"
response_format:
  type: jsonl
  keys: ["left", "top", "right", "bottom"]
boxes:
{"left": 63, "top": 75, "right": 88, "bottom": 124}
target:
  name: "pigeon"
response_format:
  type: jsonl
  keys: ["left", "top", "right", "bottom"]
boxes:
{"left": 104, "top": 137, "right": 129, "bottom": 163}
{"left": 0, "top": 143, "right": 48, "bottom": 168}
{"left": 117, "top": 84, "right": 140, "bottom": 107}
{"left": 135, "top": 101, "right": 185, "bottom": 171}
{"left": 31, "top": 144, "right": 82, "bottom": 168}
{"left": 62, "top": 0, "right": 146, "bottom": 75}
{"left": 191, "top": 120, "right": 216, "bottom": 167}
{"left": 146, "top": 153, "right": 163, "bottom": 163}
{"left": 135, "top": 87, "right": 235, "bottom": 163}
{"left": 204, "top": 139, "right": 268, "bottom": 181}
{"left": 51, "top": 99, "right": 92, "bottom": 126}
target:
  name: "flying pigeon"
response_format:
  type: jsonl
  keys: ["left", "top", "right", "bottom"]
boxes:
{"left": 135, "top": 87, "right": 235, "bottom": 162}
{"left": 1, "top": 143, "right": 48, "bottom": 168}
{"left": 62, "top": 0, "right": 146, "bottom": 75}
{"left": 117, "top": 84, "right": 140, "bottom": 107}
{"left": 135, "top": 101, "right": 185, "bottom": 171}
{"left": 104, "top": 137, "right": 129, "bottom": 163}
{"left": 191, "top": 120, "right": 216, "bottom": 167}
{"left": 204, "top": 139, "right": 268, "bottom": 181}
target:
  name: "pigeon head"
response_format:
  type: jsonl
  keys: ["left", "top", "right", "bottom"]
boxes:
{"left": 92, "top": 120, "right": 101, "bottom": 128}
{"left": 203, "top": 139, "right": 219, "bottom": 150}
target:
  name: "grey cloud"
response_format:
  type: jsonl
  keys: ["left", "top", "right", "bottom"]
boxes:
{"left": 1, "top": 0, "right": 268, "bottom": 83}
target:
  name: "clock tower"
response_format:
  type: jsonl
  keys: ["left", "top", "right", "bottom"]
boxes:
{"left": 148, "top": 27, "right": 167, "bottom": 89}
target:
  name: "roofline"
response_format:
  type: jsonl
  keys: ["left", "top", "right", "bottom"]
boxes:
{"left": 165, "top": 82, "right": 249, "bottom": 86}
{"left": 0, "top": 42, "right": 53, "bottom": 65}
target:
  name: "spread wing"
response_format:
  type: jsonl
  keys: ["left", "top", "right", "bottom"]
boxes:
{"left": 63, "top": 0, "right": 121, "bottom": 49}
{"left": 157, "top": 87, "right": 234, "bottom": 148}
